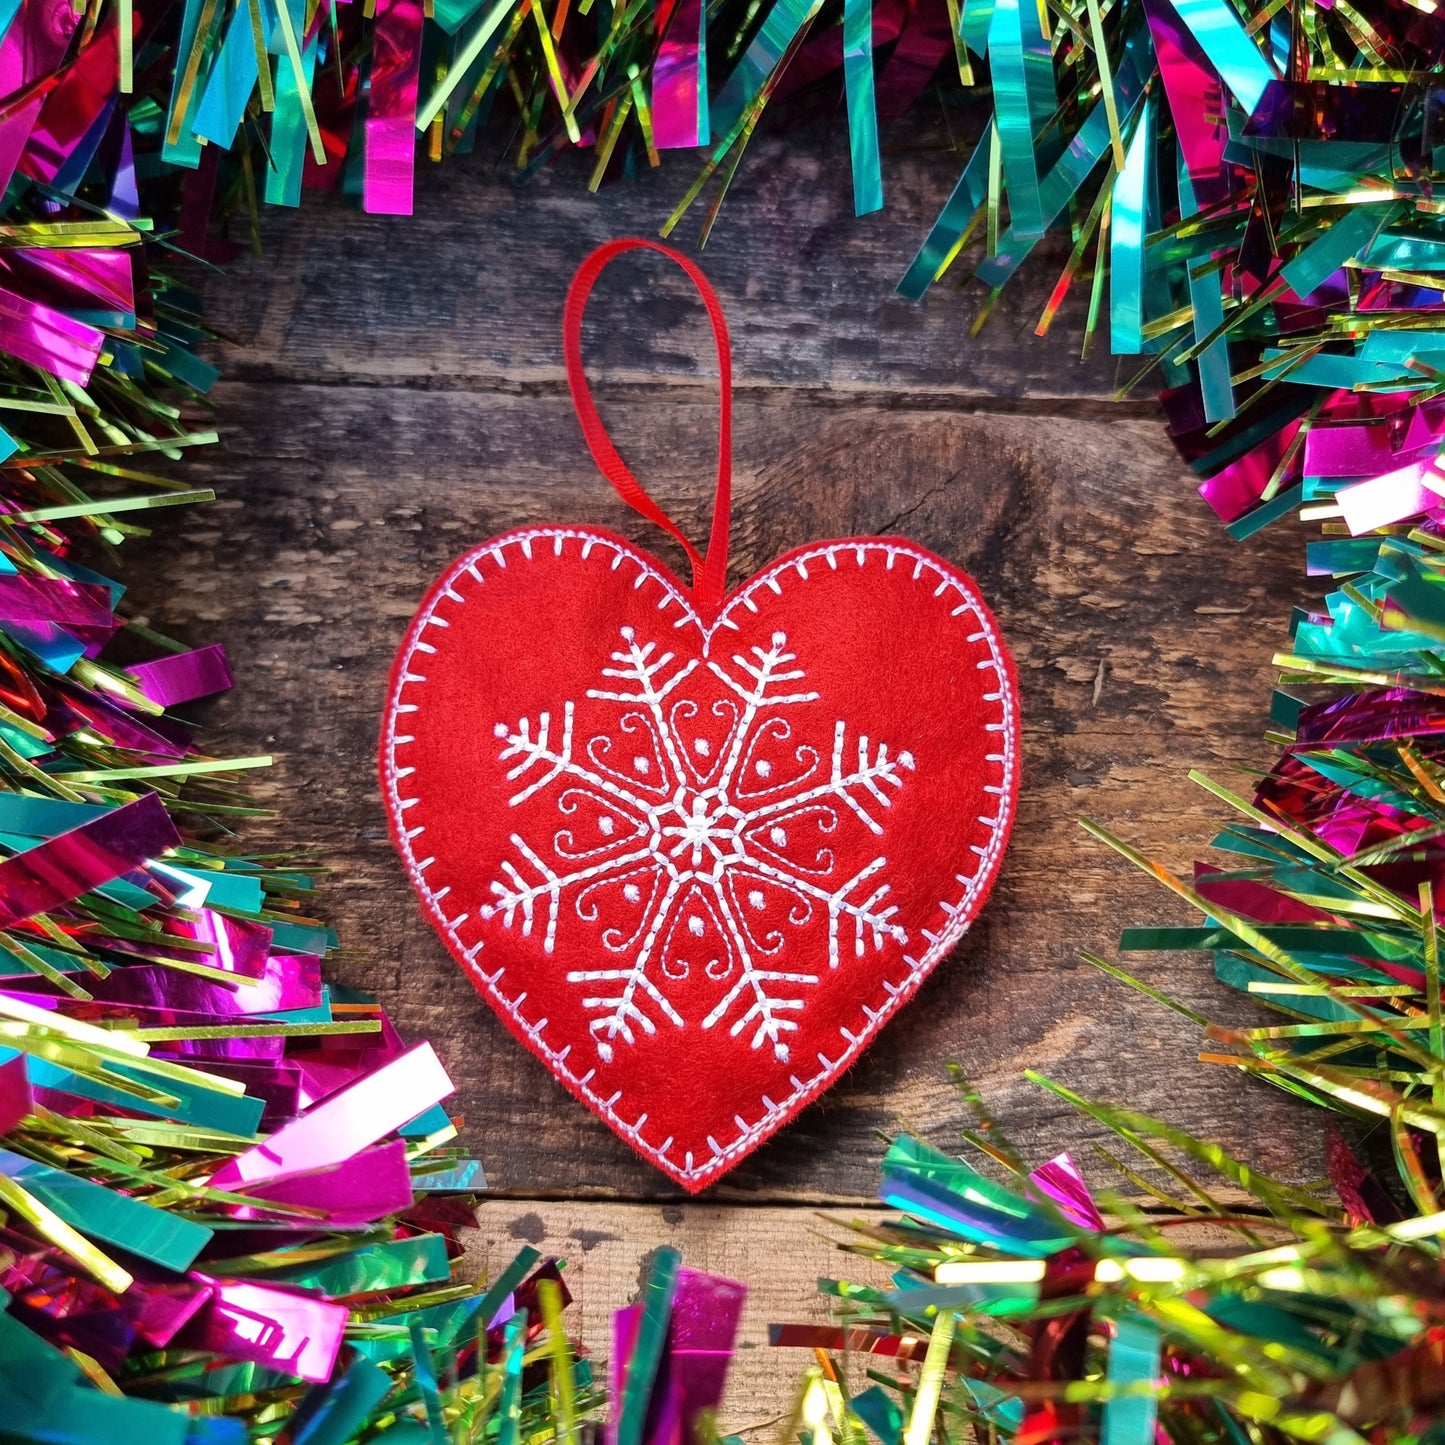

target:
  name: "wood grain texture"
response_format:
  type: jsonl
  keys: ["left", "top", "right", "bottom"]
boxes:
{"left": 141, "top": 116, "right": 1334, "bottom": 1410}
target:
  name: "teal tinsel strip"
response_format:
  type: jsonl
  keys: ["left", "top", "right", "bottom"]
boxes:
{"left": 850, "top": 1385, "right": 904, "bottom": 1445}
{"left": 1177, "top": 152, "right": 1233, "bottom": 423}
{"left": 1279, "top": 202, "right": 1399, "bottom": 303}
{"left": 1102, "top": 1314, "right": 1162, "bottom": 1445}
{"left": 192, "top": 0, "right": 270, "bottom": 147}
{"left": 986, "top": 0, "right": 1056, "bottom": 241}
{"left": 1110, "top": 95, "right": 1152, "bottom": 355}
{"left": 264, "top": 0, "right": 315, "bottom": 208}
{"left": 897, "top": 139, "right": 990, "bottom": 300}
{"left": 709, "top": 0, "right": 819, "bottom": 138}
{"left": 15, "top": 1053, "right": 266, "bottom": 1136}
{"left": 617, "top": 1247, "right": 682, "bottom": 1445}
{"left": 1167, "top": 0, "right": 1275, "bottom": 113}
{"left": 0, "top": 1145, "right": 213, "bottom": 1271}
{"left": 291, "top": 1360, "right": 395, "bottom": 1445}
{"left": 0, "top": 1307, "right": 200, "bottom": 1445}
{"left": 161, "top": 0, "right": 209, "bottom": 169}
{"left": 496, "top": 1310, "right": 528, "bottom": 1445}
{"left": 842, "top": 0, "right": 882, "bottom": 217}
{"left": 408, "top": 1321, "right": 450, "bottom": 1445}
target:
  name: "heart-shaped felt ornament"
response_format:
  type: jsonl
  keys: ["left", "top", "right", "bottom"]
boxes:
{"left": 381, "top": 240, "right": 1021, "bottom": 1191}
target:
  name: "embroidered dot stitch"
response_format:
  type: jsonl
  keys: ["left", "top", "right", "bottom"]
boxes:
{"left": 379, "top": 240, "right": 1022, "bottom": 1192}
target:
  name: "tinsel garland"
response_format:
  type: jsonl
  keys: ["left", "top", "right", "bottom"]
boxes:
{"left": 0, "top": 0, "right": 1443, "bottom": 1439}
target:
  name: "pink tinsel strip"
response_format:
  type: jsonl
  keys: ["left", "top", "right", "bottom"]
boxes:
{"left": 652, "top": 0, "right": 706, "bottom": 148}
{"left": 0, "top": 283, "right": 103, "bottom": 384}
{"left": 209, "top": 1041, "right": 454, "bottom": 1189}
{"left": 0, "top": 792, "right": 178, "bottom": 928}
{"left": 363, "top": 0, "right": 424, "bottom": 214}
{"left": 186, "top": 1277, "right": 348, "bottom": 1383}
{"left": 126, "top": 645, "right": 235, "bottom": 707}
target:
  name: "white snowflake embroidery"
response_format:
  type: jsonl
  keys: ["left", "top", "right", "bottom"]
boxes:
{"left": 480, "top": 626, "right": 914, "bottom": 1063}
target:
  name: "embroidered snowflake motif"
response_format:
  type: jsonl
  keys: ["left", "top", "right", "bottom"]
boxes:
{"left": 480, "top": 626, "right": 914, "bottom": 1062}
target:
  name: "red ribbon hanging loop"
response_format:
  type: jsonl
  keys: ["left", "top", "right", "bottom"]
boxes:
{"left": 563, "top": 238, "right": 732, "bottom": 622}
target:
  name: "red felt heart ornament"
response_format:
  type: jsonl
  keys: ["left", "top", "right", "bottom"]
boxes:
{"left": 381, "top": 240, "right": 1021, "bottom": 1191}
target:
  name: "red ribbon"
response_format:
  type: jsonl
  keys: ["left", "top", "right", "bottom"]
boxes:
{"left": 563, "top": 237, "right": 732, "bottom": 623}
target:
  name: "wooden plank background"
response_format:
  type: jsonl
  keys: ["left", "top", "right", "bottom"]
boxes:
{"left": 127, "top": 105, "right": 1321, "bottom": 1423}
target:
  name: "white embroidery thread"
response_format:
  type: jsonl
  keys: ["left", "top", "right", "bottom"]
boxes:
{"left": 481, "top": 625, "right": 913, "bottom": 1062}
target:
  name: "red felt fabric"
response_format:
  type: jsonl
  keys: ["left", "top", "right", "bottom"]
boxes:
{"left": 381, "top": 528, "right": 1020, "bottom": 1190}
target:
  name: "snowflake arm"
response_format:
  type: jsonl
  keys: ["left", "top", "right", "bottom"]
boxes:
{"left": 747, "top": 721, "right": 914, "bottom": 835}
{"left": 566, "top": 875, "right": 685, "bottom": 1059}
{"left": 710, "top": 633, "right": 818, "bottom": 710}
{"left": 700, "top": 884, "right": 816, "bottom": 1060}
{"left": 707, "top": 631, "right": 820, "bottom": 794}
{"left": 481, "top": 836, "right": 653, "bottom": 954}
{"left": 493, "top": 701, "right": 657, "bottom": 815}
{"left": 738, "top": 854, "right": 906, "bottom": 968}
{"left": 585, "top": 627, "right": 698, "bottom": 782}
{"left": 494, "top": 704, "right": 573, "bottom": 806}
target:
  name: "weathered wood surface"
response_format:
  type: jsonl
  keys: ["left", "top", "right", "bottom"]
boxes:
{"left": 464, "top": 1201, "right": 1238, "bottom": 1433}
{"left": 120, "top": 106, "right": 1335, "bottom": 1398}
{"left": 201, "top": 114, "right": 1130, "bottom": 401}
{"left": 466, "top": 1201, "right": 896, "bottom": 1431}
